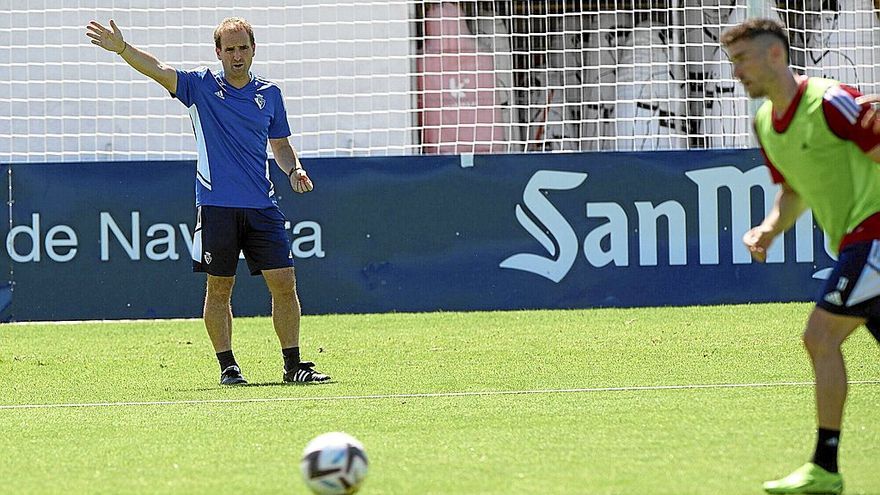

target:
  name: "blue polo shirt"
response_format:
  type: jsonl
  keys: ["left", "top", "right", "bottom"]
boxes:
{"left": 174, "top": 67, "right": 291, "bottom": 208}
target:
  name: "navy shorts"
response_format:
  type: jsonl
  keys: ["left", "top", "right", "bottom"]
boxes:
{"left": 192, "top": 205, "right": 293, "bottom": 276}
{"left": 816, "top": 239, "right": 880, "bottom": 342}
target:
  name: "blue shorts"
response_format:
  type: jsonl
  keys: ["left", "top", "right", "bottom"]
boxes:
{"left": 816, "top": 239, "right": 880, "bottom": 342}
{"left": 192, "top": 205, "right": 293, "bottom": 276}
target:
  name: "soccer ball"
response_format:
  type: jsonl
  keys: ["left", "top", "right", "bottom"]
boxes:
{"left": 300, "top": 432, "right": 369, "bottom": 495}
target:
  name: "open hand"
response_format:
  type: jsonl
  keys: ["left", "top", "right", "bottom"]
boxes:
{"left": 86, "top": 20, "right": 126, "bottom": 54}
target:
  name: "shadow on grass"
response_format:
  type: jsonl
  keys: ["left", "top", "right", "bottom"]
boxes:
{"left": 178, "top": 380, "right": 338, "bottom": 392}
{"left": 239, "top": 380, "right": 338, "bottom": 388}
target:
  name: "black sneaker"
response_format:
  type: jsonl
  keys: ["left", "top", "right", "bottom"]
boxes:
{"left": 220, "top": 365, "right": 248, "bottom": 385}
{"left": 283, "top": 361, "right": 330, "bottom": 383}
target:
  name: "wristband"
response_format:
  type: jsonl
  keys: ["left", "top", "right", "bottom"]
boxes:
{"left": 288, "top": 167, "right": 302, "bottom": 178}
{"left": 118, "top": 42, "right": 128, "bottom": 55}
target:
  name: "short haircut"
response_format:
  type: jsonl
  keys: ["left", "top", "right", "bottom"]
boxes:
{"left": 214, "top": 17, "right": 255, "bottom": 50}
{"left": 720, "top": 18, "right": 790, "bottom": 63}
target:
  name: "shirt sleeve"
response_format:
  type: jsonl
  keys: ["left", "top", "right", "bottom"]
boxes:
{"left": 173, "top": 67, "right": 208, "bottom": 107}
{"left": 822, "top": 84, "right": 880, "bottom": 153}
{"left": 268, "top": 88, "right": 292, "bottom": 139}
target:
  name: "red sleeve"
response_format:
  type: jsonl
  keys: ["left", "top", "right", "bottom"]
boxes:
{"left": 754, "top": 122, "right": 786, "bottom": 184}
{"left": 761, "top": 148, "right": 785, "bottom": 184}
{"left": 822, "top": 84, "right": 880, "bottom": 153}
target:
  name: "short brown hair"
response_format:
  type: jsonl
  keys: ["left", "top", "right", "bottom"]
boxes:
{"left": 720, "top": 18, "right": 790, "bottom": 63}
{"left": 214, "top": 17, "right": 255, "bottom": 50}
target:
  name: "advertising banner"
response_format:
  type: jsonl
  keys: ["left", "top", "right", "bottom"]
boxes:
{"left": 1, "top": 150, "right": 835, "bottom": 321}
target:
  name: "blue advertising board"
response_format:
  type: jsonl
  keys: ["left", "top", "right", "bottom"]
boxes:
{"left": 1, "top": 150, "right": 835, "bottom": 321}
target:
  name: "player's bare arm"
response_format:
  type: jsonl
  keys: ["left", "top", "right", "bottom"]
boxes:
{"left": 856, "top": 94, "right": 880, "bottom": 163}
{"left": 743, "top": 183, "right": 806, "bottom": 262}
{"left": 270, "top": 137, "right": 313, "bottom": 194}
{"left": 86, "top": 20, "right": 178, "bottom": 95}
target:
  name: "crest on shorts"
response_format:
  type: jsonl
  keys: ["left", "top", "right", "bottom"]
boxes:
{"left": 254, "top": 94, "right": 265, "bottom": 109}
{"left": 205, "top": 252, "right": 213, "bottom": 265}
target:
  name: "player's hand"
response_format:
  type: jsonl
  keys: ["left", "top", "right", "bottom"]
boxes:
{"left": 742, "top": 226, "right": 774, "bottom": 263}
{"left": 856, "top": 94, "right": 880, "bottom": 136}
{"left": 290, "top": 168, "right": 314, "bottom": 194}
{"left": 86, "top": 19, "right": 126, "bottom": 54}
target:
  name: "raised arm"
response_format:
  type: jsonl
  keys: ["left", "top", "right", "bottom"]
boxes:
{"left": 86, "top": 20, "right": 178, "bottom": 94}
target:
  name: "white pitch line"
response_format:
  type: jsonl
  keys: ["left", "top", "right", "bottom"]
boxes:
{"left": 2, "top": 380, "right": 879, "bottom": 411}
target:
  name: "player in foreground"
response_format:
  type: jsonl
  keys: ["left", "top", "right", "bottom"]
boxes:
{"left": 721, "top": 18, "right": 880, "bottom": 494}
{"left": 86, "top": 18, "right": 330, "bottom": 385}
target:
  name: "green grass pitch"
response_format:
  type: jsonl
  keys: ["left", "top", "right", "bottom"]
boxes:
{"left": 1, "top": 303, "right": 878, "bottom": 494}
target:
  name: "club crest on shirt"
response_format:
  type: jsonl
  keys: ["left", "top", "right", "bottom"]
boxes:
{"left": 254, "top": 94, "right": 265, "bottom": 109}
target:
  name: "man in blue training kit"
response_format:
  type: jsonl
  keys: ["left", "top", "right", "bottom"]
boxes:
{"left": 87, "top": 17, "right": 330, "bottom": 385}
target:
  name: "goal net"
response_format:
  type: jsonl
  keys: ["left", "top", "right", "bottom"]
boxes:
{"left": 2, "top": 0, "right": 880, "bottom": 163}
